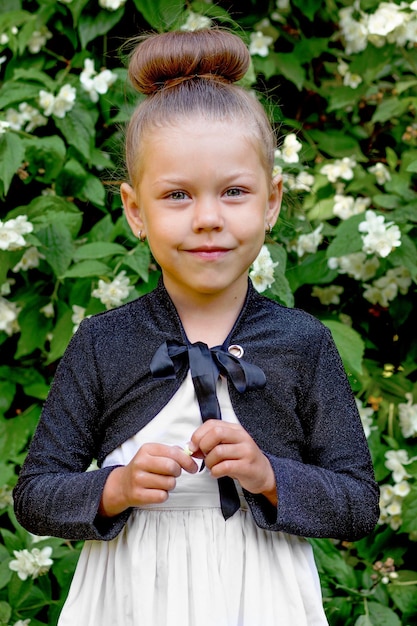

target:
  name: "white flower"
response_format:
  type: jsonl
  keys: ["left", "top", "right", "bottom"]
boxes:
{"left": 368, "top": 162, "right": 391, "bottom": 185}
{"left": 180, "top": 12, "right": 212, "bottom": 31}
{"left": 0, "top": 33, "right": 9, "bottom": 45}
{"left": 363, "top": 266, "right": 411, "bottom": 307}
{"left": 92, "top": 271, "right": 133, "bottom": 309}
{"left": 339, "top": 7, "right": 368, "bottom": 54}
{"left": 71, "top": 304, "right": 87, "bottom": 333}
{"left": 275, "top": 134, "right": 302, "bottom": 164}
{"left": 358, "top": 210, "right": 401, "bottom": 258}
{"left": 320, "top": 157, "right": 356, "bottom": 183}
{"left": 12, "top": 619, "right": 31, "bottom": 626}
{"left": 249, "top": 245, "right": 278, "bottom": 293}
{"left": 393, "top": 480, "right": 411, "bottom": 498}
{"left": 9, "top": 546, "right": 53, "bottom": 581}
{"left": 343, "top": 71, "right": 362, "bottom": 89}
{"left": 355, "top": 398, "right": 376, "bottom": 438}
{"left": 53, "top": 84, "right": 76, "bottom": 118}
{"left": 0, "top": 297, "right": 20, "bottom": 336}
{"left": 0, "top": 484, "right": 13, "bottom": 509}
{"left": 285, "top": 170, "right": 315, "bottom": 192}
{"left": 5, "top": 108, "right": 25, "bottom": 130}
{"left": 80, "top": 59, "right": 117, "bottom": 103}
{"left": 12, "top": 247, "right": 45, "bottom": 272}
{"left": 28, "top": 27, "right": 52, "bottom": 54}
{"left": 98, "top": 0, "right": 127, "bottom": 10}
{"left": 0, "top": 120, "right": 11, "bottom": 134}
{"left": 398, "top": 393, "right": 417, "bottom": 439}
{"left": 367, "top": 3, "right": 406, "bottom": 38}
{"left": 40, "top": 302, "right": 55, "bottom": 318}
{"left": 311, "top": 285, "right": 344, "bottom": 306}
{"left": 38, "top": 90, "right": 56, "bottom": 116}
{"left": 249, "top": 31, "right": 274, "bottom": 57}
{"left": 39, "top": 84, "right": 76, "bottom": 118}
{"left": 0, "top": 216, "right": 33, "bottom": 251}
{"left": 385, "top": 449, "right": 411, "bottom": 483}
{"left": 293, "top": 224, "right": 323, "bottom": 257}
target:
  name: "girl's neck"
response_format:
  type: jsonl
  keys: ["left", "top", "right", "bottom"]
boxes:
{"left": 167, "top": 285, "right": 247, "bottom": 348}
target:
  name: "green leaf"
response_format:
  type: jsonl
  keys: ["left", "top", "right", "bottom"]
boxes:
{"left": 36, "top": 222, "right": 74, "bottom": 277}
{"left": 63, "top": 259, "right": 111, "bottom": 278}
{"left": 367, "top": 601, "right": 401, "bottom": 626}
{"left": 272, "top": 52, "right": 306, "bottom": 91}
{"left": 325, "top": 214, "right": 364, "bottom": 258}
{"left": 15, "top": 300, "right": 50, "bottom": 358}
{"left": 0, "top": 80, "right": 41, "bottom": 110}
{"left": 310, "top": 538, "right": 358, "bottom": 589}
{"left": 371, "top": 97, "right": 413, "bottom": 124}
{"left": 355, "top": 616, "right": 373, "bottom": 626}
{"left": 308, "top": 130, "right": 366, "bottom": 160}
{"left": 121, "top": 244, "right": 151, "bottom": 282}
{"left": 389, "top": 234, "right": 417, "bottom": 279}
{"left": 288, "top": 251, "right": 338, "bottom": 291}
{"left": 81, "top": 174, "right": 106, "bottom": 206}
{"left": 0, "top": 380, "right": 16, "bottom": 416}
{"left": 291, "top": 0, "right": 322, "bottom": 21}
{"left": 322, "top": 320, "right": 364, "bottom": 376}
{"left": 54, "top": 104, "right": 97, "bottom": 163}
{"left": 21, "top": 196, "right": 83, "bottom": 238}
{"left": 24, "top": 135, "right": 67, "bottom": 184}
{"left": 132, "top": 0, "right": 184, "bottom": 30}
{"left": 400, "top": 486, "right": 417, "bottom": 533}
{"left": 46, "top": 308, "right": 74, "bottom": 364}
{"left": 73, "top": 242, "right": 127, "bottom": 261}
{"left": 388, "top": 575, "right": 417, "bottom": 614}
{"left": 65, "top": 0, "right": 90, "bottom": 26}
{"left": 78, "top": 8, "right": 124, "bottom": 48}
{"left": 56, "top": 158, "right": 88, "bottom": 197}
{"left": 0, "top": 600, "right": 11, "bottom": 623}
{"left": 0, "top": 132, "right": 25, "bottom": 197}
{"left": 0, "top": 409, "right": 39, "bottom": 460}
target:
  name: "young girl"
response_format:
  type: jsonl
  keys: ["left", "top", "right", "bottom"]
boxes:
{"left": 14, "top": 29, "right": 379, "bottom": 626}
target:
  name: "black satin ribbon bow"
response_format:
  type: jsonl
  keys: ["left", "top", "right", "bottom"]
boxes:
{"left": 150, "top": 340, "right": 266, "bottom": 520}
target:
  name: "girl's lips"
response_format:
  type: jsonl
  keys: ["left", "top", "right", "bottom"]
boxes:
{"left": 185, "top": 247, "right": 231, "bottom": 259}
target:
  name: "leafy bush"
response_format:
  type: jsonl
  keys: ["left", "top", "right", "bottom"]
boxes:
{"left": 0, "top": 0, "right": 416, "bottom": 624}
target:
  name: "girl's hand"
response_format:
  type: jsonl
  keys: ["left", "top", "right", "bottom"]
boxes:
{"left": 189, "top": 420, "right": 277, "bottom": 506}
{"left": 99, "top": 443, "right": 198, "bottom": 517}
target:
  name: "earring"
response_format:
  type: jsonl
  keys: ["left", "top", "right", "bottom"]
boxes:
{"left": 138, "top": 230, "right": 146, "bottom": 242}
{"left": 266, "top": 223, "right": 272, "bottom": 234}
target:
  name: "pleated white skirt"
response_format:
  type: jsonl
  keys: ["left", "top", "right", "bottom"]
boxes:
{"left": 58, "top": 374, "right": 328, "bottom": 626}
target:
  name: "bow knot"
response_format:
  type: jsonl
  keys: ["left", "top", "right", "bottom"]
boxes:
{"left": 150, "top": 340, "right": 266, "bottom": 519}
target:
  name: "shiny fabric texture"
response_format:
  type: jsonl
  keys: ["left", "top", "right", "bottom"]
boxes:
{"left": 14, "top": 279, "right": 380, "bottom": 542}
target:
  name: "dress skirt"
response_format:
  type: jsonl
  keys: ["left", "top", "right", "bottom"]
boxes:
{"left": 58, "top": 374, "right": 328, "bottom": 626}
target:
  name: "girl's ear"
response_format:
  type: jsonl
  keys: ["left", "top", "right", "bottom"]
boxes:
{"left": 266, "top": 174, "right": 283, "bottom": 228}
{"left": 121, "top": 182, "right": 145, "bottom": 236}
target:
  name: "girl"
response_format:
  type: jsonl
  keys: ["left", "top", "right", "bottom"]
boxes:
{"left": 14, "top": 29, "right": 379, "bottom": 626}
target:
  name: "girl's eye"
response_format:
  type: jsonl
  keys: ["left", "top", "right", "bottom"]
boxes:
{"left": 225, "top": 188, "right": 243, "bottom": 197}
{"left": 168, "top": 190, "right": 188, "bottom": 200}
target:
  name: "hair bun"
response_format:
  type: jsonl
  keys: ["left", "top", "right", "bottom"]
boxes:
{"left": 128, "top": 29, "right": 250, "bottom": 95}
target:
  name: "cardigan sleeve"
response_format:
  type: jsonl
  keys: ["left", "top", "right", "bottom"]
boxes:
{"left": 13, "top": 320, "right": 131, "bottom": 541}
{"left": 243, "top": 325, "right": 380, "bottom": 541}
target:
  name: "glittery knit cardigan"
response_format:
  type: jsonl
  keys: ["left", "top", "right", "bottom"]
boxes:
{"left": 13, "top": 280, "right": 379, "bottom": 542}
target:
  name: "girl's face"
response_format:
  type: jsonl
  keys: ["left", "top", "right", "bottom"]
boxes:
{"left": 121, "top": 117, "right": 282, "bottom": 306}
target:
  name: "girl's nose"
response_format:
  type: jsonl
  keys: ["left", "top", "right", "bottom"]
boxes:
{"left": 192, "top": 197, "right": 224, "bottom": 231}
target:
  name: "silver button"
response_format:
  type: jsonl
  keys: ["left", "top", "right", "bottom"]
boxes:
{"left": 228, "top": 344, "right": 244, "bottom": 358}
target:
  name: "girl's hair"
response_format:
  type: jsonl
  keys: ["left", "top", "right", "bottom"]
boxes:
{"left": 125, "top": 29, "right": 276, "bottom": 185}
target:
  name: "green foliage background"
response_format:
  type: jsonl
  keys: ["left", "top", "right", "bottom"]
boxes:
{"left": 0, "top": 0, "right": 417, "bottom": 624}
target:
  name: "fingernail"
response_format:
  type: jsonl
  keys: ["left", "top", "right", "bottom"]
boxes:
{"left": 183, "top": 442, "right": 197, "bottom": 455}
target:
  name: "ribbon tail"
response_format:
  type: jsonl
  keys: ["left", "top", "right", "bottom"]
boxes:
{"left": 218, "top": 476, "right": 240, "bottom": 519}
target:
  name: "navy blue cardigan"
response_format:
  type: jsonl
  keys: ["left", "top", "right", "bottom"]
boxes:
{"left": 13, "top": 280, "right": 379, "bottom": 542}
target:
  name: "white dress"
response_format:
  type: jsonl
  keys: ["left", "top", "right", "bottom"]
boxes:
{"left": 58, "top": 374, "right": 328, "bottom": 626}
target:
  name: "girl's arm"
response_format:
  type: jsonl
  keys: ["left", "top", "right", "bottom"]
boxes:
{"left": 244, "top": 326, "right": 380, "bottom": 541}
{"left": 13, "top": 322, "right": 129, "bottom": 541}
